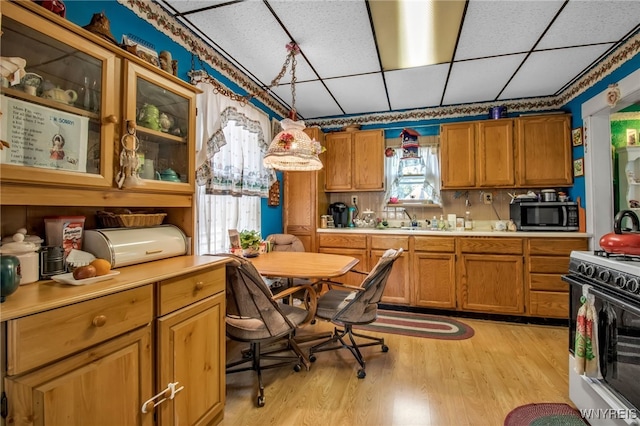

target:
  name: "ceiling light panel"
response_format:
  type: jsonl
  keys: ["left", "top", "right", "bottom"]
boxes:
{"left": 324, "top": 73, "right": 389, "bottom": 116}
{"left": 537, "top": 1, "right": 640, "bottom": 50}
{"left": 500, "top": 44, "right": 613, "bottom": 100}
{"left": 455, "top": 0, "right": 563, "bottom": 61}
{"left": 385, "top": 63, "right": 449, "bottom": 110}
{"left": 271, "top": 79, "right": 342, "bottom": 121}
{"left": 443, "top": 54, "right": 526, "bottom": 105}
{"left": 269, "top": 1, "right": 379, "bottom": 79}
{"left": 370, "top": 0, "right": 465, "bottom": 70}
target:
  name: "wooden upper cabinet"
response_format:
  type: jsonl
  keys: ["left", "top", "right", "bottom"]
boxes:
{"left": 477, "top": 119, "right": 515, "bottom": 186}
{"left": 441, "top": 119, "right": 514, "bottom": 188}
{"left": 515, "top": 115, "right": 572, "bottom": 187}
{"left": 440, "top": 122, "right": 476, "bottom": 188}
{"left": 325, "top": 129, "right": 384, "bottom": 191}
{"left": 353, "top": 130, "right": 385, "bottom": 191}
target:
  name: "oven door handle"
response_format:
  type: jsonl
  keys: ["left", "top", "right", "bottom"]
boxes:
{"left": 588, "top": 287, "right": 640, "bottom": 316}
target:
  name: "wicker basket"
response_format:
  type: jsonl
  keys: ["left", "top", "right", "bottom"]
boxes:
{"left": 97, "top": 211, "right": 167, "bottom": 228}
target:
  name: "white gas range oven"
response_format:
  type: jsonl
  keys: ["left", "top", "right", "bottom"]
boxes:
{"left": 563, "top": 251, "right": 640, "bottom": 426}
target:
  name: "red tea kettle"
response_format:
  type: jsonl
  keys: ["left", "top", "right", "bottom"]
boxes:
{"left": 599, "top": 210, "right": 640, "bottom": 255}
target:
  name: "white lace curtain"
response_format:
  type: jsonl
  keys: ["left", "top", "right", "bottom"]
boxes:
{"left": 193, "top": 76, "right": 275, "bottom": 255}
{"left": 384, "top": 140, "right": 441, "bottom": 206}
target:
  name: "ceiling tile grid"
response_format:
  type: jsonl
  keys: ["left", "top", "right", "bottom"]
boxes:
{"left": 156, "top": 0, "right": 640, "bottom": 121}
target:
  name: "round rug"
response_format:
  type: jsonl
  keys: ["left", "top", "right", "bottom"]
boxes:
{"left": 504, "top": 403, "right": 588, "bottom": 426}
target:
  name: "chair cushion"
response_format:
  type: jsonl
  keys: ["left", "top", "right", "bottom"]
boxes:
{"left": 267, "top": 234, "right": 305, "bottom": 252}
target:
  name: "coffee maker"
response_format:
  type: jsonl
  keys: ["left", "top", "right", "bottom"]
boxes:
{"left": 329, "top": 202, "right": 348, "bottom": 228}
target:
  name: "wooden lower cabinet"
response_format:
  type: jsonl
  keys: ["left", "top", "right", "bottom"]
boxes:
{"left": 458, "top": 238, "right": 524, "bottom": 314}
{"left": 318, "top": 233, "right": 368, "bottom": 286}
{"left": 371, "top": 236, "right": 410, "bottom": 304}
{"left": 413, "top": 237, "right": 456, "bottom": 309}
{"left": 4, "top": 325, "right": 153, "bottom": 426}
{"left": 527, "top": 238, "right": 588, "bottom": 318}
{"left": 157, "top": 293, "right": 225, "bottom": 426}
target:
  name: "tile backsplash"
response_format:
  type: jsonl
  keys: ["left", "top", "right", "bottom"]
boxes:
{"left": 327, "top": 189, "right": 538, "bottom": 224}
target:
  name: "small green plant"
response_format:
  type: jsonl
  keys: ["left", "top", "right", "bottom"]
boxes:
{"left": 239, "top": 229, "right": 262, "bottom": 250}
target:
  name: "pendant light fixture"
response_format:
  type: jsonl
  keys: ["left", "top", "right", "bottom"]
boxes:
{"left": 263, "top": 43, "right": 324, "bottom": 171}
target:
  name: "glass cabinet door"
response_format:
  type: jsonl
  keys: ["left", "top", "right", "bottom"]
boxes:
{"left": 0, "top": 3, "right": 117, "bottom": 188}
{"left": 123, "top": 61, "right": 196, "bottom": 193}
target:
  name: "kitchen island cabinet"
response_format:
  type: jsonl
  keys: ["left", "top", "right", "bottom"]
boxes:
{"left": 0, "top": 256, "right": 229, "bottom": 426}
{"left": 324, "top": 129, "right": 384, "bottom": 192}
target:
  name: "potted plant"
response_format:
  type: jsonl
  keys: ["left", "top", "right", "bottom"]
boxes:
{"left": 239, "top": 229, "right": 262, "bottom": 257}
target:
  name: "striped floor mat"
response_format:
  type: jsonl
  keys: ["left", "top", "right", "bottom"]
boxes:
{"left": 354, "top": 310, "right": 474, "bottom": 340}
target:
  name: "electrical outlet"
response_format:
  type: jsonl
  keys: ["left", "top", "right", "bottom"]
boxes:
{"left": 351, "top": 195, "right": 358, "bottom": 205}
{"left": 483, "top": 193, "right": 493, "bottom": 204}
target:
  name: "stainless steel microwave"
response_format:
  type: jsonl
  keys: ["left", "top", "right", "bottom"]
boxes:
{"left": 509, "top": 201, "right": 579, "bottom": 231}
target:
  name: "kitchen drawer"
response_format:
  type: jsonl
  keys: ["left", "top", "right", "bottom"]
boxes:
{"left": 529, "top": 291, "right": 569, "bottom": 318}
{"left": 414, "top": 236, "right": 455, "bottom": 253}
{"left": 528, "top": 273, "right": 569, "bottom": 292}
{"left": 527, "top": 238, "right": 588, "bottom": 256}
{"left": 158, "top": 266, "right": 225, "bottom": 316}
{"left": 6, "top": 285, "right": 153, "bottom": 375}
{"left": 318, "top": 234, "right": 367, "bottom": 249}
{"left": 371, "top": 235, "right": 409, "bottom": 250}
{"left": 529, "top": 256, "right": 570, "bottom": 274}
{"left": 459, "top": 237, "right": 523, "bottom": 254}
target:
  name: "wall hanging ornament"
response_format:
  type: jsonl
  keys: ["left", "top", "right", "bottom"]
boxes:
{"left": 268, "top": 179, "right": 280, "bottom": 206}
{"left": 606, "top": 83, "right": 621, "bottom": 107}
{"left": 116, "top": 121, "right": 144, "bottom": 189}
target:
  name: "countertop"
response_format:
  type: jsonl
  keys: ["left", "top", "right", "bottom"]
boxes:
{"left": 317, "top": 227, "right": 591, "bottom": 238}
{"left": 0, "top": 255, "right": 231, "bottom": 322}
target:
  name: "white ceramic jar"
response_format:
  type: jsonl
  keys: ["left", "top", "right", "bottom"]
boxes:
{"left": 0, "top": 234, "right": 40, "bottom": 284}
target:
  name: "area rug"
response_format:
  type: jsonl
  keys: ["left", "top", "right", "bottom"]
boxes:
{"left": 353, "top": 310, "right": 474, "bottom": 340}
{"left": 504, "top": 403, "right": 589, "bottom": 426}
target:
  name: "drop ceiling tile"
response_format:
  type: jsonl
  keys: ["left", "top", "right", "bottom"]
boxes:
{"left": 269, "top": 1, "right": 379, "bottom": 79}
{"left": 443, "top": 54, "right": 526, "bottom": 105}
{"left": 324, "top": 74, "right": 389, "bottom": 116}
{"left": 500, "top": 44, "right": 613, "bottom": 100}
{"left": 270, "top": 80, "right": 342, "bottom": 119}
{"left": 538, "top": 1, "right": 640, "bottom": 49}
{"left": 385, "top": 64, "right": 450, "bottom": 110}
{"left": 166, "top": 0, "right": 230, "bottom": 14}
{"left": 455, "top": 0, "right": 564, "bottom": 60}
{"left": 181, "top": 1, "right": 317, "bottom": 84}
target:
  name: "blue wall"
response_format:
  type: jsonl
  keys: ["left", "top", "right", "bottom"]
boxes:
{"left": 63, "top": 1, "right": 639, "bottom": 232}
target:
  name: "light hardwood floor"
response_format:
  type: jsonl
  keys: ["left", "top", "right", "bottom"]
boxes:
{"left": 220, "top": 316, "right": 571, "bottom": 426}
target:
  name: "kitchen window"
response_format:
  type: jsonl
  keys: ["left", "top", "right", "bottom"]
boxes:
{"left": 384, "top": 138, "right": 441, "bottom": 206}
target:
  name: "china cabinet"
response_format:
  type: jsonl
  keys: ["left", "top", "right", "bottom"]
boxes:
{"left": 0, "top": 1, "right": 199, "bottom": 242}
{"left": 282, "top": 127, "right": 328, "bottom": 252}
{"left": 324, "top": 129, "right": 384, "bottom": 192}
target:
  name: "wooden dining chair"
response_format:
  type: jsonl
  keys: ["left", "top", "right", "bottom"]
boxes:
{"left": 308, "top": 248, "right": 403, "bottom": 379}
{"left": 220, "top": 253, "right": 317, "bottom": 407}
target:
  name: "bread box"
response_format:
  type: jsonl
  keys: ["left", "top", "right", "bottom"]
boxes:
{"left": 83, "top": 225, "right": 188, "bottom": 267}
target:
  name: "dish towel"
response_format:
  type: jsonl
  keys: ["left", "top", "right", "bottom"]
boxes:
{"left": 574, "top": 286, "right": 602, "bottom": 378}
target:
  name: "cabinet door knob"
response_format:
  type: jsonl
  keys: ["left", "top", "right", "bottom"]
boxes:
{"left": 92, "top": 315, "right": 107, "bottom": 327}
{"left": 143, "top": 400, "right": 155, "bottom": 413}
{"left": 195, "top": 281, "right": 204, "bottom": 290}
{"left": 105, "top": 114, "right": 118, "bottom": 124}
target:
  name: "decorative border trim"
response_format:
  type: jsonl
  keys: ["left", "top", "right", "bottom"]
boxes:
{"left": 118, "top": 1, "right": 639, "bottom": 128}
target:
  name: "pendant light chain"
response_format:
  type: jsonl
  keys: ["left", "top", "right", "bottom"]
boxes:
{"left": 190, "top": 42, "right": 300, "bottom": 110}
